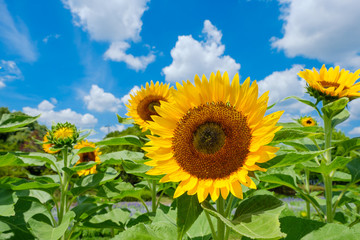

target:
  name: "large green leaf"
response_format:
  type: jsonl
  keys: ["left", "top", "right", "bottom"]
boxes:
{"left": 332, "top": 109, "right": 350, "bottom": 127}
{"left": 260, "top": 150, "right": 326, "bottom": 169}
{"left": 306, "top": 156, "right": 352, "bottom": 174}
{"left": 185, "top": 212, "right": 212, "bottom": 240}
{"left": 302, "top": 221, "right": 360, "bottom": 239}
{"left": 347, "top": 158, "right": 360, "bottom": 183}
{"left": 321, "top": 97, "right": 349, "bottom": 119}
{"left": 201, "top": 195, "right": 286, "bottom": 239}
{"left": 176, "top": 194, "right": 203, "bottom": 240}
{"left": 0, "top": 177, "right": 59, "bottom": 194}
{"left": 259, "top": 174, "right": 299, "bottom": 191}
{"left": 0, "top": 189, "right": 18, "bottom": 217}
{"left": 0, "top": 114, "right": 39, "bottom": 133}
{"left": 279, "top": 216, "right": 325, "bottom": 240}
{"left": 97, "top": 135, "right": 142, "bottom": 147}
{"left": 273, "top": 129, "right": 319, "bottom": 143}
{"left": 111, "top": 222, "right": 177, "bottom": 240}
{"left": 97, "top": 181, "right": 145, "bottom": 201}
{"left": 71, "top": 167, "right": 118, "bottom": 196}
{"left": 101, "top": 150, "right": 144, "bottom": 165}
{"left": 72, "top": 202, "right": 110, "bottom": 222}
{"left": 28, "top": 211, "right": 75, "bottom": 240}
{"left": 334, "top": 137, "right": 360, "bottom": 156}
{"left": 62, "top": 162, "right": 98, "bottom": 176}
{"left": 83, "top": 208, "right": 131, "bottom": 229}
{"left": 0, "top": 153, "right": 25, "bottom": 167}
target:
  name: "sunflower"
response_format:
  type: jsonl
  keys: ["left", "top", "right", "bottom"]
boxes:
{"left": 48, "top": 122, "right": 79, "bottom": 147}
{"left": 126, "top": 81, "right": 173, "bottom": 132}
{"left": 43, "top": 132, "right": 60, "bottom": 154}
{"left": 298, "top": 65, "right": 360, "bottom": 101}
{"left": 144, "top": 71, "right": 283, "bottom": 202}
{"left": 74, "top": 140, "right": 101, "bottom": 176}
{"left": 299, "top": 116, "right": 317, "bottom": 127}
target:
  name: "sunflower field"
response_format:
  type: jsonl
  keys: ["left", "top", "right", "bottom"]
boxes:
{"left": 1, "top": 66, "right": 360, "bottom": 240}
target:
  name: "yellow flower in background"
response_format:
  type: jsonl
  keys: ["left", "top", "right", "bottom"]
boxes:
{"left": 74, "top": 140, "right": 101, "bottom": 176}
{"left": 298, "top": 65, "right": 360, "bottom": 101}
{"left": 300, "top": 116, "right": 317, "bottom": 127}
{"left": 43, "top": 132, "right": 60, "bottom": 154}
{"left": 126, "top": 81, "right": 173, "bottom": 132}
{"left": 144, "top": 71, "right": 283, "bottom": 202}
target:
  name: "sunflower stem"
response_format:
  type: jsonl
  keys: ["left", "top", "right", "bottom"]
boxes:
{"left": 151, "top": 180, "right": 157, "bottom": 213}
{"left": 59, "top": 148, "right": 69, "bottom": 226}
{"left": 204, "top": 210, "right": 219, "bottom": 240}
{"left": 305, "top": 169, "right": 311, "bottom": 219}
{"left": 216, "top": 197, "right": 226, "bottom": 240}
{"left": 323, "top": 109, "right": 333, "bottom": 223}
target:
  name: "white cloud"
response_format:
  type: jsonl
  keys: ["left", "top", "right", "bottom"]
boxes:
{"left": 272, "top": 0, "right": 360, "bottom": 69}
{"left": 348, "top": 99, "right": 360, "bottom": 121}
{"left": 120, "top": 85, "right": 140, "bottom": 105}
{"left": 63, "top": 0, "right": 154, "bottom": 70}
{"left": 23, "top": 100, "right": 98, "bottom": 128}
{"left": 0, "top": 60, "right": 23, "bottom": 88}
{"left": 84, "top": 85, "right": 121, "bottom": 112}
{"left": 0, "top": 0, "right": 37, "bottom": 62}
{"left": 258, "top": 64, "right": 306, "bottom": 104}
{"left": 349, "top": 127, "right": 360, "bottom": 135}
{"left": 162, "top": 20, "right": 240, "bottom": 83}
{"left": 104, "top": 41, "right": 155, "bottom": 71}
{"left": 43, "top": 34, "right": 60, "bottom": 43}
{"left": 100, "top": 124, "right": 126, "bottom": 134}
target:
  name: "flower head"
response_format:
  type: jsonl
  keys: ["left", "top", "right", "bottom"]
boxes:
{"left": 47, "top": 122, "right": 79, "bottom": 148}
{"left": 42, "top": 132, "right": 60, "bottom": 154}
{"left": 299, "top": 116, "right": 317, "bottom": 127}
{"left": 126, "top": 81, "right": 173, "bottom": 132}
{"left": 74, "top": 140, "right": 101, "bottom": 176}
{"left": 144, "top": 71, "right": 283, "bottom": 202}
{"left": 298, "top": 65, "right": 360, "bottom": 102}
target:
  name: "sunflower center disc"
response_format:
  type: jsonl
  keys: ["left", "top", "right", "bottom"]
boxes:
{"left": 172, "top": 102, "right": 252, "bottom": 180}
{"left": 319, "top": 81, "right": 340, "bottom": 89}
{"left": 193, "top": 122, "right": 225, "bottom": 154}
{"left": 79, "top": 152, "right": 96, "bottom": 163}
{"left": 137, "top": 95, "right": 164, "bottom": 121}
{"left": 306, "top": 120, "right": 312, "bottom": 124}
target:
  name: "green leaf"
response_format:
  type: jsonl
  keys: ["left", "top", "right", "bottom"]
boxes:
{"left": 97, "top": 135, "right": 142, "bottom": 147}
{"left": 306, "top": 156, "right": 352, "bottom": 174}
{"left": 0, "top": 177, "right": 59, "bottom": 194}
{"left": 0, "top": 153, "right": 25, "bottom": 167}
{"left": 72, "top": 202, "right": 110, "bottom": 222}
{"left": 111, "top": 222, "right": 177, "bottom": 240}
{"left": 0, "top": 189, "right": 18, "bottom": 217}
{"left": 332, "top": 109, "right": 350, "bottom": 127}
{"left": 176, "top": 194, "right": 203, "bottom": 240}
{"left": 117, "top": 114, "right": 135, "bottom": 124}
{"left": 260, "top": 150, "right": 327, "bottom": 169}
{"left": 201, "top": 196, "right": 286, "bottom": 239}
{"left": 83, "top": 208, "right": 131, "bottom": 229}
{"left": 186, "top": 212, "right": 212, "bottom": 240}
{"left": 101, "top": 150, "right": 144, "bottom": 164}
{"left": 28, "top": 211, "right": 75, "bottom": 240}
{"left": 97, "top": 181, "right": 145, "bottom": 201}
{"left": 77, "top": 146, "right": 96, "bottom": 154}
{"left": 334, "top": 137, "right": 360, "bottom": 156}
{"left": 347, "top": 158, "right": 360, "bottom": 183}
{"left": 272, "top": 129, "right": 319, "bottom": 143}
{"left": 71, "top": 167, "right": 118, "bottom": 196}
{"left": 321, "top": 97, "right": 349, "bottom": 119}
{"left": 279, "top": 216, "right": 325, "bottom": 239}
{"left": 332, "top": 171, "right": 351, "bottom": 182}
{"left": 283, "top": 96, "right": 318, "bottom": 109}
{"left": 0, "top": 114, "right": 39, "bottom": 133}
{"left": 62, "top": 162, "right": 98, "bottom": 176}
{"left": 259, "top": 174, "right": 299, "bottom": 191}
{"left": 302, "top": 221, "right": 360, "bottom": 239}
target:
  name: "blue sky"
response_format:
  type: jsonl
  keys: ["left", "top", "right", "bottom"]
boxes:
{"left": 1, "top": 0, "right": 360, "bottom": 141}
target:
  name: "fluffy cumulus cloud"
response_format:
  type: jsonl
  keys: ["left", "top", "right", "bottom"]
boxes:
{"left": 84, "top": 85, "right": 121, "bottom": 112}
{"left": 258, "top": 65, "right": 314, "bottom": 122}
{"left": 0, "top": 0, "right": 37, "bottom": 62}
{"left": 100, "top": 124, "right": 126, "bottom": 134}
{"left": 23, "top": 100, "right": 98, "bottom": 128}
{"left": 120, "top": 85, "right": 141, "bottom": 106}
{"left": 63, "top": 0, "right": 154, "bottom": 71}
{"left": 162, "top": 20, "right": 240, "bottom": 83}
{"left": 272, "top": 0, "right": 360, "bottom": 69}
{"left": 0, "top": 60, "right": 23, "bottom": 88}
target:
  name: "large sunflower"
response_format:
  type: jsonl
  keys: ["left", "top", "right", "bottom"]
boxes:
{"left": 144, "top": 71, "right": 283, "bottom": 202}
{"left": 298, "top": 65, "right": 360, "bottom": 101}
{"left": 74, "top": 140, "right": 101, "bottom": 176}
{"left": 126, "top": 81, "right": 173, "bottom": 132}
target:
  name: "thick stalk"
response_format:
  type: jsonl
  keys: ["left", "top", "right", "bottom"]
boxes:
{"left": 224, "top": 195, "right": 235, "bottom": 240}
{"left": 151, "top": 180, "right": 157, "bottom": 213}
{"left": 204, "top": 210, "right": 219, "bottom": 240}
{"left": 305, "top": 169, "right": 311, "bottom": 219}
{"left": 59, "top": 148, "right": 69, "bottom": 225}
{"left": 323, "top": 113, "right": 333, "bottom": 223}
{"left": 216, "top": 197, "right": 226, "bottom": 240}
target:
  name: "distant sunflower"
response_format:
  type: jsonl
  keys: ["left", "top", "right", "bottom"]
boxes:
{"left": 74, "top": 140, "right": 101, "bottom": 176}
{"left": 48, "top": 122, "right": 79, "bottom": 147}
{"left": 126, "top": 81, "right": 173, "bottom": 132}
{"left": 298, "top": 65, "right": 360, "bottom": 101}
{"left": 299, "top": 116, "right": 317, "bottom": 127}
{"left": 144, "top": 71, "right": 283, "bottom": 202}
{"left": 43, "top": 132, "right": 60, "bottom": 154}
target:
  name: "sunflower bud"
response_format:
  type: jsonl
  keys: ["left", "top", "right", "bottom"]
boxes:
{"left": 47, "top": 122, "right": 79, "bottom": 148}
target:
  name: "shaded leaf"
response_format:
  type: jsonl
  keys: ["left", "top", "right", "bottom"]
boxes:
{"left": 0, "top": 189, "right": 18, "bottom": 217}
{"left": 177, "top": 194, "right": 203, "bottom": 239}
{"left": 83, "top": 208, "right": 131, "bottom": 229}
{"left": 306, "top": 156, "right": 352, "bottom": 175}
{"left": 332, "top": 109, "right": 349, "bottom": 127}
{"left": 97, "top": 135, "right": 142, "bottom": 147}
{"left": 302, "top": 221, "right": 360, "bottom": 240}
{"left": 279, "top": 216, "right": 325, "bottom": 240}
{"left": 321, "top": 97, "right": 349, "bottom": 119}
{"left": 347, "top": 158, "right": 360, "bottom": 183}
{"left": 0, "top": 114, "right": 39, "bottom": 133}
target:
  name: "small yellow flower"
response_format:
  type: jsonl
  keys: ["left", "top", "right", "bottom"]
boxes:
{"left": 53, "top": 127, "right": 74, "bottom": 140}
{"left": 126, "top": 81, "right": 173, "bottom": 132}
{"left": 300, "top": 211, "right": 307, "bottom": 218}
{"left": 298, "top": 65, "right": 360, "bottom": 101}
{"left": 299, "top": 116, "right": 317, "bottom": 127}
{"left": 144, "top": 71, "right": 283, "bottom": 202}
{"left": 43, "top": 132, "right": 60, "bottom": 154}
{"left": 48, "top": 122, "right": 79, "bottom": 148}
{"left": 74, "top": 140, "right": 101, "bottom": 176}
